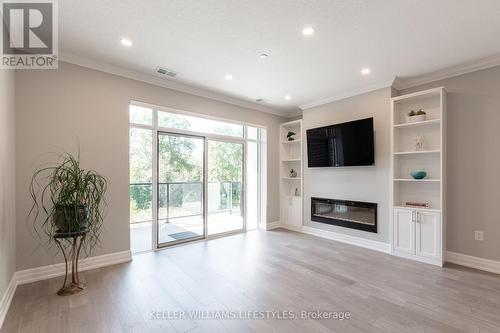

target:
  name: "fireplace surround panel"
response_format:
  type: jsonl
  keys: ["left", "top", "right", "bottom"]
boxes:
{"left": 311, "top": 197, "right": 377, "bottom": 233}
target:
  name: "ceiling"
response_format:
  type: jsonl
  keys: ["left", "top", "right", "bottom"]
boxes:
{"left": 59, "top": 0, "right": 500, "bottom": 117}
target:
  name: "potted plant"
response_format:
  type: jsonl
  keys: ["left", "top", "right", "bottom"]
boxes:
{"left": 29, "top": 152, "right": 107, "bottom": 258}
{"left": 286, "top": 131, "right": 296, "bottom": 141}
{"left": 407, "top": 109, "right": 426, "bottom": 123}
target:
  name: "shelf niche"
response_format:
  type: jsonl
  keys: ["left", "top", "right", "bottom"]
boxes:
{"left": 280, "top": 119, "right": 303, "bottom": 227}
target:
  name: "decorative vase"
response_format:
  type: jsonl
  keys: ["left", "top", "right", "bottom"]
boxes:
{"left": 410, "top": 170, "right": 427, "bottom": 179}
{"left": 414, "top": 134, "right": 424, "bottom": 151}
{"left": 289, "top": 169, "right": 297, "bottom": 178}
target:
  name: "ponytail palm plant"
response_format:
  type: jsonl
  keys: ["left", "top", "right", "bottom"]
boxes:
{"left": 29, "top": 152, "right": 107, "bottom": 254}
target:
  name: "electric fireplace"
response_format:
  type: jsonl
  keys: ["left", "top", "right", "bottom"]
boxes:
{"left": 311, "top": 197, "right": 377, "bottom": 233}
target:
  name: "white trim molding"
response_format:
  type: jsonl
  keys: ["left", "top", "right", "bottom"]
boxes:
{"left": 59, "top": 52, "right": 500, "bottom": 116}
{"left": 59, "top": 53, "right": 293, "bottom": 118}
{"left": 300, "top": 54, "right": 500, "bottom": 110}
{"left": 446, "top": 251, "right": 500, "bottom": 275}
{"left": 299, "top": 80, "right": 394, "bottom": 110}
{"left": 0, "top": 250, "right": 131, "bottom": 329}
{"left": 15, "top": 250, "right": 132, "bottom": 285}
{"left": 393, "top": 54, "right": 500, "bottom": 90}
{"left": 280, "top": 224, "right": 391, "bottom": 254}
{"left": 0, "top": 275, "right": 17, "bottom": 329}
{"left": 261, "top": 221, "right": 281, "bottom": 230}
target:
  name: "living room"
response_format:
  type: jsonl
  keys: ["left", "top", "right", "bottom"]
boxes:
{"left": 1, "top": 1, "right": 500, "bottom": 332}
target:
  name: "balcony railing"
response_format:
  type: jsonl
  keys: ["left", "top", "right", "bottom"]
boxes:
{"left": 130, "top": 181, "right": 242, "bottom": 224}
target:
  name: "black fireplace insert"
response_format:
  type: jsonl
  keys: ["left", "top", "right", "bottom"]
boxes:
{"left": 311, "top": 197, "right": 377, "bottom": 233}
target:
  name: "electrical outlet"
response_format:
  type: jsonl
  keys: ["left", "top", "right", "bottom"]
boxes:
{"left": 474, "top": 230, "right": 484, "bottom": 241}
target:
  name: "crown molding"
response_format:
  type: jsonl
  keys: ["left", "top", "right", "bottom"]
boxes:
{"left": 286, "top": 109, "right": 303, "bottom": 118}
{"left": 393, "top": 54, "right": 500, "bottom": 90}
{"left": 299, "top": 79, "right": 394, "bottom": 110}
{"left": 299, "top": 54, "right": 500, "bottom": 110}
{"left": 58, "top": 52, "right": 290, "bottom": 118}
{"left": 58, "top": 52, "right": 500, "bottom": 116}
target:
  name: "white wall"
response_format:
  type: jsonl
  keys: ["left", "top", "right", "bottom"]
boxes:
{"left": 0, "top": 69, "right": 16, "bottom": 298}
{"left": 303, "top": 88, "right": 392, "bottom": 243}
{"left": 401, "top": 65, "right": 500, "bottom": 262}
{"left": 15, "top": 62, "right": 285, "bottom": 270}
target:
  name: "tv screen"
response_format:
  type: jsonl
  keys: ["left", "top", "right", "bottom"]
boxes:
{"left": 307, "top": 118, "right": 374, "bottom": 167}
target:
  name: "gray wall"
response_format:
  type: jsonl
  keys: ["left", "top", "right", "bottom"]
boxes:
{"left": 401, "top": 65, "right": 500, "bottom": 262}
{"left": 15, "top": 62, "right": 285, "bottom": 270}
{"left": 0, "top": 70, "right": 16, "bottom": 297}
{"left": 302, "top": 65, "right": 500, "bottom": 261}
{"left": 303, "top": 88, "right": 392, "bottom": 244}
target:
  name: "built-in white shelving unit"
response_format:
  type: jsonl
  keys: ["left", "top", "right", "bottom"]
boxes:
{"left": 279, "top": 119, "right": 303, "bottom": 227}
{"left": 390, "top": 87, "right": 446, "bottom": 267}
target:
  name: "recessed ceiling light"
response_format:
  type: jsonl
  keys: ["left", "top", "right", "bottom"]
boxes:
{"left": 284, "top": 95, "right": 292, "bottom": 100}
{"left": 120, "top": 38, "right": 132, "bottom": 47}
{"left": 302, "top": 27, "right": 315, "bottom": 36}
{"left": 259, "top": 53, "right": 269, "bottom": 59}
{"left": 225, "top": 74, "right": 233, "bottom": 80}
{"left": 361, "top": 68, "right": 371, "bottom": 75}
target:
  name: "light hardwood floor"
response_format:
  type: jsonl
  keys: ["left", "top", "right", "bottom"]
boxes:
{"left": 2, "top": 228, "right": 500, "bottom": 332}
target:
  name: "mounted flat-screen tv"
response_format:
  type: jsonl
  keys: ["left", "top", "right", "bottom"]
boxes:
{"left": 306, "top": 117, "right": 374, "bottom": 167}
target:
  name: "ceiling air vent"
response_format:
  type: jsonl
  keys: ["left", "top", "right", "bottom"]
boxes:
{"left": 155, "top": 66, "right": 178, "bottom": 78}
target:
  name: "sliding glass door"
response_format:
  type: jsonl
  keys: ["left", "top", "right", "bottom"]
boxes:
{"left": 157, "top": 132, "right": 205, "bottom": 246}
{"left": 207, "top": 140, "right": 244, "bottom": 235}
{"left": 156, "top": 133, "right": 245, "bottom": 246}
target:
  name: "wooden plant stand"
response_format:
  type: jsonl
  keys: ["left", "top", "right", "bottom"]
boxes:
{"left": 53, "top": 229, "right": 88, "bottom": 296}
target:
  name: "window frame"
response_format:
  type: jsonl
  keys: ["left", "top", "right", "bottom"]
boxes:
{"left": 129, "top": 100, "right": 266, "bottom": 253}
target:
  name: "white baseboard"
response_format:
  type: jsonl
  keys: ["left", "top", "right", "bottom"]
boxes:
{"left": 281, "top": 226, "right": 500, "bottom": 274}
{"left": 446, "top": 251, "right": 500, "bottom": 275}
{"left": 15, "top": 250, "right": 132, "bottom": 285}
{"left": 261, "top": 221, "right": 281, "bottom": 230}
{"left": 0, "top": 250, "right": 132, "bottom": 329}
{"left": 280, "top": 224, "right": 391, "bottom": 254}
{"left": 0, "top": 275, "right": 17, "bottom": 329}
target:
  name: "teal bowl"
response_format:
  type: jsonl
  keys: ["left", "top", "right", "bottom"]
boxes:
{"left": 410, "top": 170, "right": 427, "bottom": 179}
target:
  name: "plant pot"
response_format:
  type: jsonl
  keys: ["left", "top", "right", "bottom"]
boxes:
{"left": 53, "top": 205, "right": 89, "bottom": 233}
{"left": 407, "top": 114, "right": 426, "bottom": 123}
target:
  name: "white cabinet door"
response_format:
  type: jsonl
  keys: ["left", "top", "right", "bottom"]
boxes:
{"left": 415, "top": 211, "right": 441, "bottom": 259}
{"left": 281, "top": 196, "right": 302, "bottom": 227}
{"left": 393, "top": 208, "right": 415, "bottom": 254}
{"left": 283, "top": 196, "right": 302, "bottom": 227}
{"left": 281, "top": 197, "right": 288, "bottom": 225}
